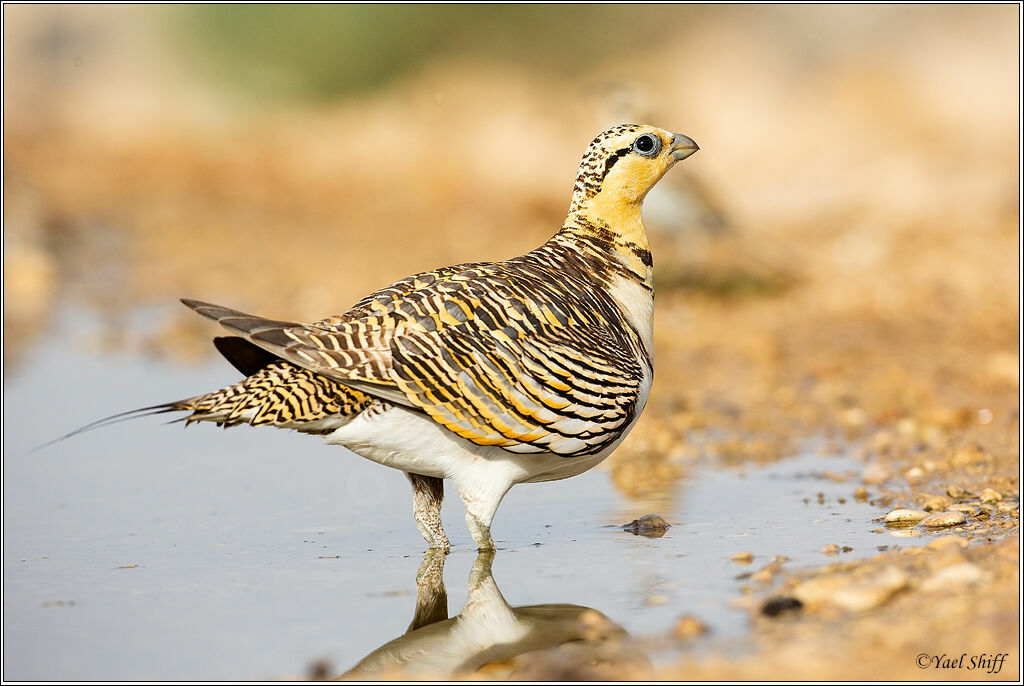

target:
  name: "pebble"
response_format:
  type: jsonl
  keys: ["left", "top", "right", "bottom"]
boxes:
{"left": 946, "top": 485, "right": 972, "bottom": 499}
{"left": 672, "top": 614, "right": 709, "bottom": 639}
{"left": 622, "top": 514, "right": 669, "bottom": 537}
{"left": 821, "top": 544, "right": 840, "bottom": 556}
{"left": 761, "top": 596, "right": 803, "bottom": 617}
{"left": 947, "top": 503, "right": 980, "bottom": 516}
{"left": 920, "top": 562, "right": 988, "bottom": 592}
{"left": 979, "top": 488, "right": 1003, "bottom": 504}
{"left": 922, "top": 495, "right": 950, "bottom": 511}
{"left": 644, "top": 594, "right": 670, "bottom": 606}
{"left": 883, "top": 509, "right": 929, "bottom": 524}
{"left": 731, "top": 551, "right": 754, "bottom": 564}
{"left": 794, "top": 567, "right": 908, "bottom": 612}
{"left": 861, "top": 463, "right": 890, "bottom": 485}
{"left": 919, "top": 511, "right": 967, "bottom": 527}
{"left": 889, "top": 529, "right": 921, "bottom": 537}
{"left": 853, "top": 487, "right": 869, "bottom": 501}
{"left": 927, "top": 535, "right": 968, "bottom": 551}
{"left": 830, "top": 567, "right": 909, "bottom": 612}
{"left": 751, "top": 563, "right": 781, "bottom": 583}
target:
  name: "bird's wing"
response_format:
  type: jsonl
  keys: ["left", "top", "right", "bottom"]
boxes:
{"left": 390, "top": 321, "right": 643, "bottom": 456}
{"left": 183, "top": 299, "right": 407, "bottom": 403}
{"left": 183, "top": 267, "right": 643, "bottom": 457}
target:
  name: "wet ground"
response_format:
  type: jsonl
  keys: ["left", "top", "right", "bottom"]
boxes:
{"left": 0, "top": 307, "right": 952, "bottom": 681}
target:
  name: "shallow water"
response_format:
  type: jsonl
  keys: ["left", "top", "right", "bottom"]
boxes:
{"left": 3, "top": 307, "right": 917, "bottom": 680}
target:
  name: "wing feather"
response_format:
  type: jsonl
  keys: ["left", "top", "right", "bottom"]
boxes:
{"left": 181, "top": 259, "right": 645, "bottom": 457}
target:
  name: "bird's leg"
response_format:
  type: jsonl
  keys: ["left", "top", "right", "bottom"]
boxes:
{"left": 455, "top": 476, "right": 514, "bottom": 552}
{"left": 465, "top": 513, "right": 495, "bottom": 552}
{"left": 406, "top": 472, "right": 450, "bottom": 553}
{"left": 407, "top": 550, "right": 448, "bottom": 633}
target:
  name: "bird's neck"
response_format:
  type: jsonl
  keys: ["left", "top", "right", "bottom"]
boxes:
{"left": 556, "top": 195, "right": 653, "bottom": 289}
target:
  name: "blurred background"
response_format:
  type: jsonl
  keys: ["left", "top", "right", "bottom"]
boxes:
{"left": 3, "top": 4, "right": 1019, "bottom": 496}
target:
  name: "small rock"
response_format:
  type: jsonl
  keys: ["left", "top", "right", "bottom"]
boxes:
{"left": 920, "top": 563, "right": 988, "bottom": 592}
{"left": 861, "top": 463, "right": 890, "bottom": 485}
{"left": 979, "top": 488, "right": 1003, "bottom": 504}
{"left": 919, "top": 511, "right": 967, "bottom": 527}
{"left": 947, "top": 503, "right": 980, "bottom": 516}
{"left": 840, "top": 407, "right": 866, "bottom": 428}
{"left": 644, "top": 594, "right": 670, "bottom": 606}
{"left": 751, "top": 563, "right": 781, "bottom": 583}
{"left": 622, "top": 514, "right": 669, "bottom": 537}
{"left": 761, "top": 596, "right": 803, "bottom": 617}
{"left": 853, "top": 487, "right": 869, "bottom": 501}
{"left": 889, "top": 529, "right": 921, "bottom": 537}
{"left": 905, "top": 466, "right": 925, "bottom": 482}
{"left": 951, "top": 445, "right": 983, "bottom": 466}
{"left": 831, "top": 567, "right": 908, "bottom": 612}
{"left": 731, "top": 551, "right": 754, "bottom": 564}
{"left": 946, "top": 485, "right": 971, "bottom": 499}
{"left": 794, "top": 567, "right": 908, "bottom": 612}
{"left": 896, "top": 418, "right": 917, "bottom": 437}
{"left": 308, "top": 658, "right": 333, "bottom": 680}
{"left": 672, "top": 614, "right": 709, "bottom": 639}
{"left": 922, "top": 495, "right": 950, "bottom": 511}
{"left": 821, "top": 543, "right": 840, "bottom": 556}
{"left": 927, "top": 535, "right": 968, "bottom": 551}
{"left": 884, "top": 509, "right": 929, "bottom": 524}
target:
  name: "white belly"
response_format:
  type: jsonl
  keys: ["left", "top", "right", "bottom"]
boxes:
{"left": 326, "top": 357, "right": 652, "bottom": 487}
{"left": 325, "top": 402, "right": 515, "bottom": 480}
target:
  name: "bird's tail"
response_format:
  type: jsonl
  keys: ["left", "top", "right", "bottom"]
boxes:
{"left": 36, "top": 360, "right": 374, "bottom": 451}
{"left": 32, "top": 399, "right": 196, "bottom": 452}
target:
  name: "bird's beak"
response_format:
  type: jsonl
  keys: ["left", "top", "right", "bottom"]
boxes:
{"left": 670, "top": 133, "right": 699, "bottom": 161}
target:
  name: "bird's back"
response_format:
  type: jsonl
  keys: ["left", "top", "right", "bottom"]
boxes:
{"left": 179, "top": 232, "right": 651, "bottom": 458}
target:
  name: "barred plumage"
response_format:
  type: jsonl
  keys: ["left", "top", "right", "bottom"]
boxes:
{"left": 145, "top": 124, "right": 698, "bottom": 551}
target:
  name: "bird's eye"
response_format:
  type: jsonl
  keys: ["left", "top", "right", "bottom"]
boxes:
{"left": 632, "top": 134, "right": 661, "bottom": 157}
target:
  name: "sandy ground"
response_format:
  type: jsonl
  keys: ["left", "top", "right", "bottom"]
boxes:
{"left": 3, "top": 5, "right": 1018, "bottom": 680}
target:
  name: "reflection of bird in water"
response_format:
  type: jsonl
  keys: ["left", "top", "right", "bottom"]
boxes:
{"left": 340, "top": 551, "right": 635, "bottom": 679}
{"left": 70, "top": 124, "right": 699, "bottom": 551}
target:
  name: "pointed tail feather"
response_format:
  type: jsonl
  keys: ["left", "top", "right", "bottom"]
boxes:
{"left": 32, "top": 401, "right": 192, "bottom": 453}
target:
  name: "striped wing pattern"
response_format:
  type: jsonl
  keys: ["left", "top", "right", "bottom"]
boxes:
{"left": 173, "top": 360, "right": 372, "bottom": 432}
{"left": 185, "top": 252, "right": 645, "bottom": 457}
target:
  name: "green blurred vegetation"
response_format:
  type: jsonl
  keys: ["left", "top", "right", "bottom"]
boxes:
{"left": 173, "top": 4, "right": 703, "bottom": 101}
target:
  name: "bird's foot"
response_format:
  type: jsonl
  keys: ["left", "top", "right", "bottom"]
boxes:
{"left": 466, "top": 513, "right": 495, "bottom": 552}
{"left": 425, "top": 532, "right": 452, "bottom": 554}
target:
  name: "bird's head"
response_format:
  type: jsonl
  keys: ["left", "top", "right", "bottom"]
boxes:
{"left": 569, "top": 124, "right": 699, "bottom": 214}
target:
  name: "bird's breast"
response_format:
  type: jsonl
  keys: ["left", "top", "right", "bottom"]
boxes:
{"left": 607, "top": 272, "right": 655, "bottom": 364}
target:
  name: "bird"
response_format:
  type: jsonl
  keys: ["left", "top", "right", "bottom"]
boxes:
{"left": 79, "top": 124, "right": 699, "bottom": 552}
